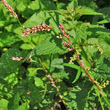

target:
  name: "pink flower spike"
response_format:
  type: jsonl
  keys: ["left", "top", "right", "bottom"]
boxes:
{"left": 66, "top": 44, "right": 70, "bottom": 48}
{"left": 50, "top": 77, "right": 53, "bottom": 81}
{"left": 84, "top": 68, "right": 87, "bottom": 70}
{"left": 59, "top": 23, "right": 63, "bottom": 27}
{"left": 82, "top": 64, "right": 85, "bottom": 67}
{"left": 26, "top": 28, "right": 31, "bottom": 32}
{"left": 52, "top": 84, "right": 56, "bottom": 88}
{"left": 42, "top": 24, "right": 47, "bottom": 28}
{"left": 16, "top": 57, "right": 20, "bottom": 61}
{"left": 80, "top": 60, "right": 83, "bottom": 63}
{"left": 1, "top": 0, "right": 18, "bottom": 19}
{"left": 66, "top": 35, "right": 69, "bottom": 39}
{"left": 68, "top": 48, "right": 73, "bottom": 51}
{"left": 75, "top": 56, "right": 79, "bottom": 58}
{"left": 63, "top": 40, "right": 66, "bottom": 46}
{"left": 20, "top": 57, "right": 23, "bottom": 60}
{"left": 47, "top": 74, "right": 51, "bottom": 78}
{"left": 11, "top": 57, "right": 16, "bottom": 60}
{"left": 63, "top": 30, "right": 67, "bottom": 35}
{"left": 51, "top": 81, "right": 55, "bottom": 84}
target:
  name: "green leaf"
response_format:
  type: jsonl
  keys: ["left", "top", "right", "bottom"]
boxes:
{"left": 98, "top": 35, "right": 110, "bottom": 57}
{"left": 77, "top": 6, "right": 102, "bottom": 15}
{"left": 28, "top": 67, "right": 38, "bottom": 76}
{"left": 23, "top": 11, "right": 47, "bottom": 27}
{"left": 0, "top": 99, "right": 8, "bottom": 110}
{"left": 93, "top": 56, "right": 110, "bottom": 79}
{"left": 67, "top": 0, "right": 78, "bottom": 10}
{"left": 28, "top": 77, "right": 43, "bottom": 104}
{"left": 29, "top": 0, "right": 40, "bottom": 10}
{"left": 35, "top": 36, "right": 67, "bottom": 55}
{"left": 8, "top": 92, "right": 20, "bottom": 110}
{"left": 16, "top": 2, "right": 26, "bottom": 12}
{"left": 17, "top": 103, "right": 28, "bottom": 110}
{"left": 98, "top": 19, "right": 110, "bottom": 24}
{"left": 66, "top": 81, "right": 93, "bottom": 110}
{"left": 31, "top": 33, "right": 51, "bottom": 45}
{"left": 63, "top": 63, "right": 81, "bottom": 83}
{"left": 13, "top": 93, "right": 20, "bottom": 109}
{"left": 93, "top": 7, "right": 110, "bottom": 24}
{"left": 51, "top": 58, "right": 64, "bottom": 69}
{"left": 63, "top": 63, "right": 80, "bottom": 70}
{"left": 0, "top": 49, "right": 22, "bottom": 76}
{"left": 39, "top": 0, "right": 56, "bottom": 10}
{"left": 20, "top": 43, "right": 33, "bottom": 50}
{"left": 0, "top": 33, "right": 19, "bottom": 47}
{"left": 34, "top": 77, "right": 44, "bottom": 87}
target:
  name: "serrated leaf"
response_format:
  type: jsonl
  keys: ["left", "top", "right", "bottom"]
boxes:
{"left": 23, "top": 11, "right": 47, "bottom": 27}
{"left": 94, "top": 56, "right": 110, "bottom": 79}
{"left": 35, "top": 36, "right": 67, "bottom": 55}
{"left": 31, "top": 33, "right": 51, "bottom": 45}
{"left": 66, "top": 81, "right": 93, "bottom": 110}
{"left": 67, "top": 0, "right": 78, "bottom": 10}
{"left": 28, "top": 77, "right": 43, "bottom": 104}
{"left": 0, "top": 49, "right": 22, "bottom": 75}
{"left": 77, "top": 6, "right": 102, "bottom": 15}
{"left": 20, "top": 43, "right": 33, "bottom": 50}
{"left": 93, "top": 7, "right": 110, "bottom": 24}
{"left": 0, "top": 33, "right": 19, "bottom": 47}
{"left": 98, "top": 35, "right": 110, "bottom": 57}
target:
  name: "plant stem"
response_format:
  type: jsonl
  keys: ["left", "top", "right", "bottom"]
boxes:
{"left": 77, "top": 58, "right": 110, "bottom": 107}
{"left": 38, "top": 57, "right": 68, "bottom": 110}
{"left": 17, "top": 19, "right": 22, "bottom": 27}
{"left": 81, "top": 47, "right": 93, "bottom": 67}
{"left": 95, "top": 86, "right": 104, "bottom": 110}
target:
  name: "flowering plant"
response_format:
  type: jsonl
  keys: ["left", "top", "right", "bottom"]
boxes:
{"left": 0, "top": 0, "right": 110, "bottom": 109}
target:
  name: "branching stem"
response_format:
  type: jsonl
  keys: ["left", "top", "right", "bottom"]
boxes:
{"left": 38, "top": 57, "right": 68, "bottom": 110}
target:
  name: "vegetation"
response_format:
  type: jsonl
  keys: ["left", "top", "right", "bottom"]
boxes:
{"left": 0, "top": 0, "right": 110, "bottom": 109}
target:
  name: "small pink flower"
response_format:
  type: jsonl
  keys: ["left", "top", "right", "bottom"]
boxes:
{"left": 63, "top": 40, "right": 66, "bottom": 46}
{"left": 11, "top": 57, "right": 16, "bottom": 60}
{"left": 80, "top": 60, "right": 83, "bottom": 63}
{"left": 52, "top": 84, "right": 56, "bottom": 88}
{"left": 47, "top": 74, "right": 51, "bottom": 78}
{"left": 51, "top": 81, "right": 55, "bottom": 84}
{"left": 16, "top": 57, "right": 20, "bottom": 61}
{"left": 82, "top": 64, "right": 85, "bottom": 67}
{"left": 20, "top": 57, "right": 23, "bottom": 60}
{"left": 66, "top": 35, "right": 69, "bottom": 39}
{"left": 84, "top": 67, "right": 87, "bottom": 70}
{"left": 66, "top": 44, "right": 70, "bottom": 48}
{"left": 68, "top": 48, "right": 73, "bottom": 51}
{"left": 75, "top": 56, "right": 79, "bottom": 58}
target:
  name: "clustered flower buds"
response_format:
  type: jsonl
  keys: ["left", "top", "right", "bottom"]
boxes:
{"left": 75, "top": 56, "right": 87, "bottom": 70}
{"left": 1, "top": 0, "right": 18, "bottom": 19}
{"left": 47, "top": 74, "right": 56, "bottom": 88}
{"left": 21, "top": 24, "right": 52, "bottom": 37}
{"left": 58, "top": 23, "right": 73, "bottom": 51}
{"left": 11, "top": 56, "right": 32, "bottom": 61}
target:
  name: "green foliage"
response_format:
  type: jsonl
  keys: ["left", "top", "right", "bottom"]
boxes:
{"left": 0, "top": 0, "right": 110, "bottom": 109}
{"left": 35, "top": 36, "right": 67, "bottom": 55}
